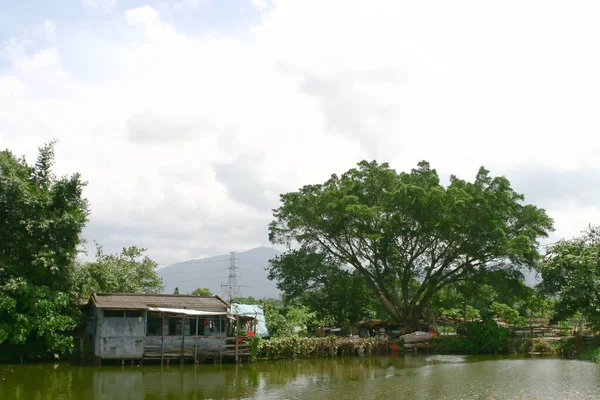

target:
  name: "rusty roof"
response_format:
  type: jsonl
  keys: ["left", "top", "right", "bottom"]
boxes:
{"left": 90, "top": 293, "right": 229, "bottom": 310}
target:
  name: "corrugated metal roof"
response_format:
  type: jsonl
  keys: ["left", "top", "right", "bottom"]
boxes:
{"left": 148, "top": 307, "right": 230, "bottom": 316}
{"left": 91, "top": 293, "right": 229, "bottom": 310}
{"left": 230, "top": 303, "right": 269, "bottom": 337}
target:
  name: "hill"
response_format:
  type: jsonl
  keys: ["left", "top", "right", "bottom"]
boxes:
{"left": 157, "top": 246, "right": 282, "bottom": 299}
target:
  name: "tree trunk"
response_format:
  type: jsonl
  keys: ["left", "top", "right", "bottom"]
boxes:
{"left": 403, "top": 307, "right": 422, "bottom": 333}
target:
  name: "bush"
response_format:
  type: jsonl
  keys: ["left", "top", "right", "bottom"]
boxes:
{"left": 490, "top": 302, "right": 520, "bottom": 324}
{"left": 258, "top": 337, "right": 378, "bottom": 359}
{"left": 591, "top": 347, "right": 600, "bottom": 363}
{"left": 464, "top": 318, "right": 509, "bottom": 354}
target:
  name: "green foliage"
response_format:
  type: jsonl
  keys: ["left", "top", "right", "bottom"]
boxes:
{"left": 0, "top": 142, "right": 88, "bottom": 358}
{"left": 268, "top": 249, "right": 383, "bottom": 330}
{"left": 269, "top": 160, "right": 553, "bottom": 330}
{"left": 490, "top": 302, "right": 520, "bottom": 324}
{"left": 590, "top": 347, "right": 600, "bottom": 363}
{"left": 259, "top": 337, "right": 378, "bottom": 359}
{"left": 231, "top": 296, "right": 262, "bottom": 305}
{"left": 537, "top": 226, "right": 600, "bottom": 330}
{"left": 249, "top": 335, "right": 262, "bottom": 358}
{"left": 0, "top": 279, "right": 77, "bottom": 357}
{"left": 264, "top": 302, "right": 315, "bottom": 337}
{"left": 463, "top": 318, "right": 509, "bottom": 354}
{"left": 71, "top": 245, "right": 164, "bottom": 299}
{"left": 506, "top": 338, "right": 559, "bottom": 354}
{"left": 191, "top": 288, "right": 212, "bottom": 296}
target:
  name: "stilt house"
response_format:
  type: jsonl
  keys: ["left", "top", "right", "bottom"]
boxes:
{"left": 86, "top": 293, "right": 251, "bottom": 363}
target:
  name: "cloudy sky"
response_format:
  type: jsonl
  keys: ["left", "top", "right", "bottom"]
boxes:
{"left": 2, "top": 0, "right": 600, "bottom": 266}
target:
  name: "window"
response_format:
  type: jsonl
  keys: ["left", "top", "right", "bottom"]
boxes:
{"left": 168, "top": 318, "right": 182, "bottom": 335}
{"left": 147, "top": 313, "right": 162, "bottom": 336}
{"left": 103, "top": 310, "right": 145, "bottom": 318}
{"left": 184, "top": 319, "right": 194, "bottom": 336}
{"left": 104, "top": 310, "right": 124, "bottom": 318}
{"left": 125, "top": 311, "right": 143, "bottom": 318}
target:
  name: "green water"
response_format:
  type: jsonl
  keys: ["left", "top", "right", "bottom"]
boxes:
{"left": 1, "top": 355, "right": 599, "bottom": 399}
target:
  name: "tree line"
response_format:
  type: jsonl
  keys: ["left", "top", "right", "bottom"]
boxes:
{"left": 1, "top": 142, "right": 598, "bottom": 359}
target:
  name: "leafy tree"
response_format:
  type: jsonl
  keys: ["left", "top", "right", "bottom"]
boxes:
{"left": 191, "top": 287, "right": 212, "bottom": 296}
{"left": 537, "top": 226, "right": 600, "bottom": 329}
{"left": 0, "top": 142, "right": 89, "bottom": 358}
{"left": 263, "top": 302, "right": 315, "bottom": 338}
{"left": 442, "top": 268, "right": 534, "bottom": 321}
{"left": 173, "top": 287, "right": 179, "bottom": 294}
{"left": 72, "top": 245, "right": 164, "bottom": 298}
{"left": 269, "top": 160, "right": 553, "bottom": 331}
{"left": 268, "top": 249, "right": 384, "bottom": 331}
{"left": 231, "top": 296, "right": 261, "bottom": 304}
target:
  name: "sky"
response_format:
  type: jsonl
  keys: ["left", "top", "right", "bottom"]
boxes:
{"left": 2, "top": 0, "right": 600, "bottom": 266}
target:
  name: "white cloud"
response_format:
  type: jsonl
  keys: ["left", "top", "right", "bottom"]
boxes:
{"left": 124, "top": 6, "right": 160, "bottom": 26}
{"left": 250, "top": 0, "right": 268, "bottom": 11}
{"left": 2, "top": 1, "right": 600, "bottom": 265}
{"left": 42, "top": 20, "right": 56, "bottom": 36}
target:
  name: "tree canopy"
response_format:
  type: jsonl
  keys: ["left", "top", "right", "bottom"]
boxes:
{"left": 537, "top": 226, "right": 600, "bottom": 329}
{"left": 191, "top": 288, "right": 213, "bottom": 296}
{"left": 72, "top": 245, "right": 164, "bottom": 300}
{"left": 0, "top": 142, "right": 89, "bottom": 357}
{"left": 269, "top": 160, "right": 553, "bottom": 330}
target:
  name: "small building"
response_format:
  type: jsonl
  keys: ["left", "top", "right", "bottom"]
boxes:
{"left": 230, "top": 303, "right": 269, "bottom": 338}
{"left": 86, "top": 293, "right": 251, "bottom": 364}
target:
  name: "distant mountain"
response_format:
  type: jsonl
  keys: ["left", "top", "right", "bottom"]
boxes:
{"left": 157, "top": 247, "right": 283, "bottom": 299}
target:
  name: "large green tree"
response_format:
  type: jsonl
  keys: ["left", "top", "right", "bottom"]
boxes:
{"left": 0, "top": 142, "right": 89, "bottom": 357}
{"left": 268, "top": 249, "right": 384, "bottom": 330}
{"left": 537, "top": 226, "right": 600, "bottom": 329}
{"left": 72, "top": 245, "right": 164, "bottom": 299}
{"left": 269, "top": 160, "right": 553, "bottom": 331}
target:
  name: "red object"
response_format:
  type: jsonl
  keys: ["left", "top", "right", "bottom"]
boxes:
{"left": 390, "top": 344, "right": 400, "bottom": 350}
{"left": 248, "top": 331, "right": 255, "bottom": 337}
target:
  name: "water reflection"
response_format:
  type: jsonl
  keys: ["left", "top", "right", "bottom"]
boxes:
{"left": 1, "top": 356, "right": 600, "bottom": 399}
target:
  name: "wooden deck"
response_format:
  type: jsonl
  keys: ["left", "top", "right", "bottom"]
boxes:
{"left": 142, "top": 336, "right": 250, "bottom": 364}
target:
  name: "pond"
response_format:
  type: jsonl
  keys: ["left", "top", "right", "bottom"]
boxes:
{"left": 1, "top": 355, "right": 599, "bottom": 399}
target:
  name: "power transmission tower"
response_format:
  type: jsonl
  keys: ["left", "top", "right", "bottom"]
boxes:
{"left": 221, "top": 251, "right": 250, "bottom": 302}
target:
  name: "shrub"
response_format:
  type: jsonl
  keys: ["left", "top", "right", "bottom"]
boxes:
{"left": 249, "top": 336, "right": 262, "bottom": 359}
{"left": 464, "top": 318, "right": 509, "bottom": 354}
{"left": 258, "top": 337, "right": 378, "bottom": 359}
{"left": 591, "top": 347, "right": 600, "bottom": 363}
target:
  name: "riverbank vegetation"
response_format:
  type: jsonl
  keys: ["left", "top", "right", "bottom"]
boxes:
{"left": 2, "top": 143, "right": 599, "bottom": 362}
{"left": 253, "top": 337, "right": 379, "bottom": 360}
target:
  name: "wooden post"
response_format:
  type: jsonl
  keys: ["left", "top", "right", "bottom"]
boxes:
{"left": 194, "top": 316, "right": 199, "bottom": 364}
{"left": 530, "top": 319, "right": 534, "bottom": 338}
{"left": 181, "top": 316, "right": 185, "bottom": 365}
{"left": 79, "top": 335, "right": 84, "bottom": 362}
{"left": 219, "top": 315, "right": 223, "bottom": 364}
{"left": 235, "top": 315, "right": 240, "bottom": 364}
{"left": 161, "top": 312, "right": 165, "bottom": 366}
